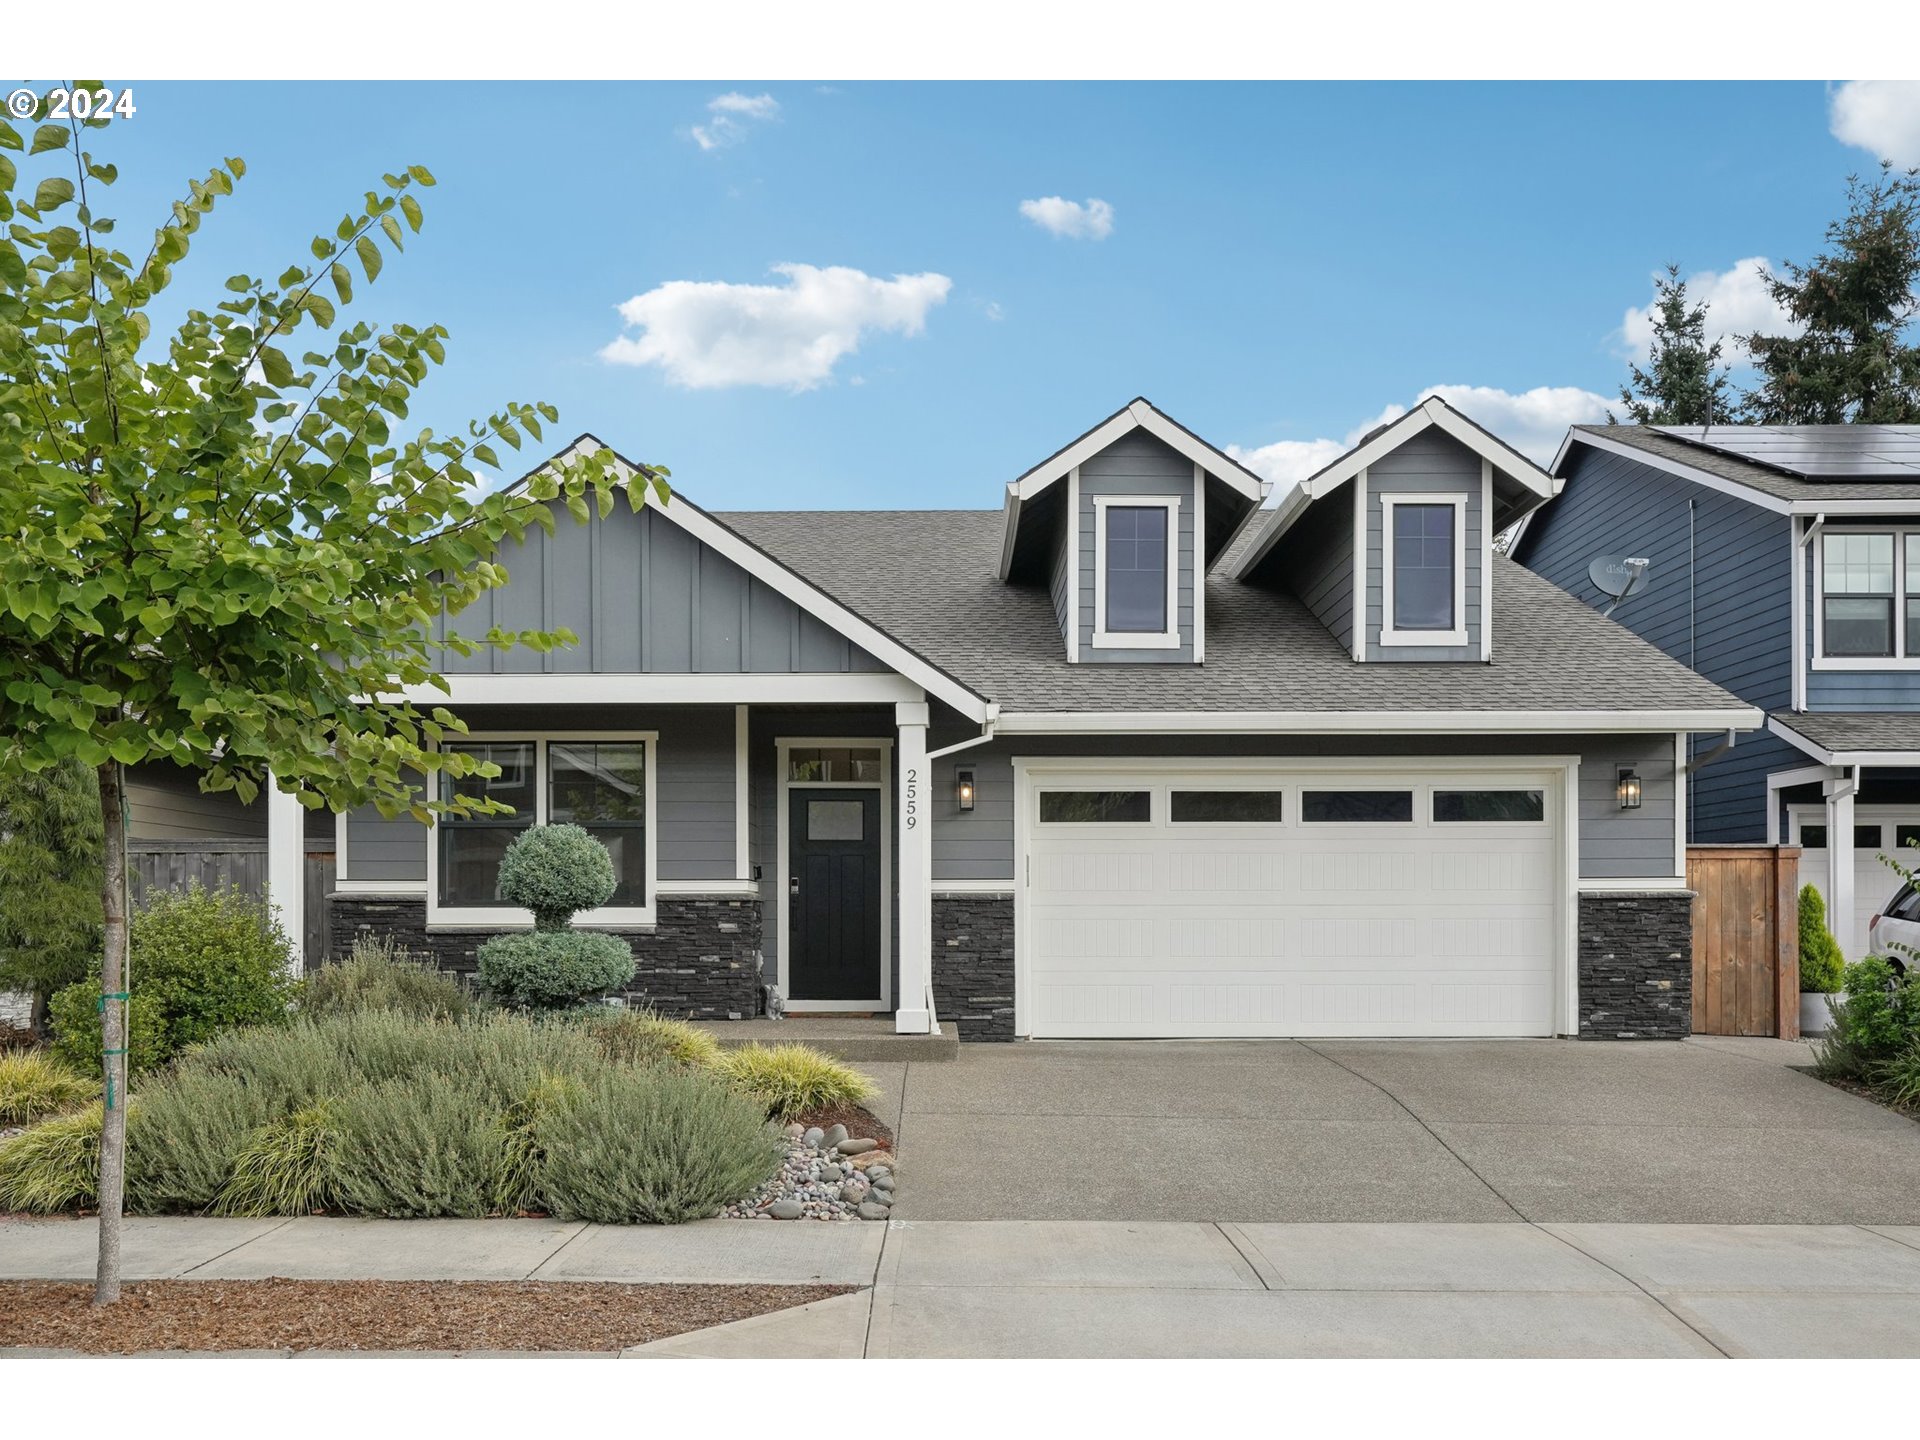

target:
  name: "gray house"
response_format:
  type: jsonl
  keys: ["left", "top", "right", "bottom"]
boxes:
{"left": 1515, "top": 423, "right": 1920, "bottom": 957}
{"left": 241, "top": 397, "right": 1756, "bottom": 1041}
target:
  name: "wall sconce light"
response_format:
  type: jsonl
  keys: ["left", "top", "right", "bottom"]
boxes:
{"left": 1617, "top": 768, "right": 1643, "bottom": 811}
{"left": 956, "top": 765, "right": 976, "bottom": 812}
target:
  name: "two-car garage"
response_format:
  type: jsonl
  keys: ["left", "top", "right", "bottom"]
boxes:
{"left": 1016, "top": 758, "right": 1571, "bottom": 1039}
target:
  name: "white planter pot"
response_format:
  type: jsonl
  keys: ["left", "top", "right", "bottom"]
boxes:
{"left": 1800, "top": 991, "right": 1844, "bottom": 1037}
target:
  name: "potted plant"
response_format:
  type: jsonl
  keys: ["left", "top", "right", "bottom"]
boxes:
{"left": 1798, "top": 883, "right": 1846, "bottom": 1036}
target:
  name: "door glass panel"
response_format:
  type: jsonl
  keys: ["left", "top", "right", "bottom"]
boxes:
{"left": 1800, "top": 824, "right": 1829, "bottom": 848}
{"left": 1170, "top": 791, "right": 1285, "bottom": 823}
{"left": 789, "top": 746, "right": 883, "bottom": 782}
{"left": 1039, "top": 790, "right": 1151, "bottom": 823}
{"left": 1433, "top": 789, "right": 1545, "bottom": 823}
{"left": 1302, "top": 790, "right": 1414, "bottom": 823}
{"left": 807, "top": 800, "right": 866, "bottom": 841}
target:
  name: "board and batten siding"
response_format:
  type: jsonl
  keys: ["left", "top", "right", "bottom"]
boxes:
{"left": 1800, "top": 519, "right": 1920, "bottom": 711}
{"left": 1516, "top": 444, "right": 1796, "bottom": 844}
{"left": 1363, "top": 429, "right": 1485, "bottom": 662}
{"left": 432, "top": 498, "right": 886, "bottom": 676}
{"left": 922, "top": 731, "right": 1683, "bottom": 882}
{"left": 1075, "top": 432, "right": 1197, "bottom": 664}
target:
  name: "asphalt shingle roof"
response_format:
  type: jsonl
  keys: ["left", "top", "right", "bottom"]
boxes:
{"left": 1569, "top": 427, "right": 1920, "bottom": 504}
{"left": 1771, "top": 711, "right": 1920, "bottom": 757}
{"left": 720, "top": 508, "right": 1753, "bottom": 719}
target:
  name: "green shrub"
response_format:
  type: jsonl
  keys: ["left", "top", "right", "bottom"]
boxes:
{"left": 48, "top": 883, "right": 296, "bottom": 1074}
{"left": 477, "top": 930, "right": 635, "bottom": 1011}
{"left": 496, "top": 823, "right": 617, "bottom": 929}
{"left": 1872, "top": 1034, "right": 1920, "bottom": 1112}
{"left": 491, "top": 1073, "right": 585, "bottom": 1215}
{"left": 126, "top": 1070, "right": 277, "bottom": 1214}
{"left": 1799, "top": 884, "right": 1846, "bottom": 993}
{"left": 0, "top": 1051, "right": 96, "bottom": 1124}
{"left": 216, "top": 1106, "right": 343, "bottom": 1218}
{"left": 536, "top": 1067, "right": 781, "bottom": 1224}
{"left": 0, "top": 1103, "right": 103, "bottom": 1213}
{"left": 327, "top": 1079, "right": 504, "bottom": 1218}
{"left": 715, "top": 1043, "right": 877, "bottom": 1120}
{"left": 300, "top": 938, "right": 473, "bottom": 1022}
{"left": 572, "top": 1008, "right": 722, "bottom": 1071}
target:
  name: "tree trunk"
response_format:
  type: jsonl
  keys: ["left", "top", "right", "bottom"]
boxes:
{"left": 93, "top": 760, "right": 128, "bottom": 1308}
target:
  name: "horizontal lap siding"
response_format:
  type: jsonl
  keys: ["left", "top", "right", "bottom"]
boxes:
{"left": 1364, "top": 430, "right": 1484, "bottom": 662}
{"left": 125, "top": 768, "right": 266, "bottom": 840}
{"left": 1517, "top": 446, "right": 1793, "bottom": 843}
{"left": 1077, "top": 433, "right": 1196, "bottom": 664}
{"left": 1268, "top": 487, "right": 1354, "bottom": 652}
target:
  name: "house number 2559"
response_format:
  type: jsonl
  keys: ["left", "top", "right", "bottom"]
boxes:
{"left": 904, "top": 767, "right": 919, "bottom": 829}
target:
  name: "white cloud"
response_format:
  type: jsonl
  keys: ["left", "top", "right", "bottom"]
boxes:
{"left": 1618, "top": 257, "right": 1798, "bottom": 361}
{"left": 1228, "top": 384, "right": 1614, "bottom": 492}
{"left": 1018, "top": 196, "right": 1115, "bottom": 240}
{"left": 1830, "top": 80, "right": 1920, "bottom": 168}
{"left": 689, "top": 91, "right": 780, "bottom": 151}
{"left": 599, "top": 263, "right": 952, "bottom": 391}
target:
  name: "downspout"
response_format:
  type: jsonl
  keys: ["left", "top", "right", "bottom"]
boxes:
{"left": 927, "top": 708, "right": 999, "bottom": 763}
{"left": 1682, "top": 729, "right": 1738, "bottom": 775}
{"left": 1796, "top": 513, "right": 1826, "bottom": 714}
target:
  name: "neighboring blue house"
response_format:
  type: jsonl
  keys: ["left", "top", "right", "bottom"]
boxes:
{"left": 1514, "top": 424, "right": 1920, "bottom": 955}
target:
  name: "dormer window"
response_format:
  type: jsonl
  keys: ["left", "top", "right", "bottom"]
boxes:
{"left": 1381, "top": 494, "right": 1468, "bottom": 647}
{"left": 1093, "top": 496, "right": 1180, "bottom": 649}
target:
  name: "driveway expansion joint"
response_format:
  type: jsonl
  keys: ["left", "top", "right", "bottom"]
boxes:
{"left": 177, "top": 1218, "right": 294, "bottom": 1278}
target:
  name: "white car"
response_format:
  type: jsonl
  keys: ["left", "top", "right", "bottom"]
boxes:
{"left": 1866, "top": 882, "right": 1920, "bottom": 976}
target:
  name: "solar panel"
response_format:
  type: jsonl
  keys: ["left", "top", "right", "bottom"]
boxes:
{"left": 1651, "top": 424, "right": 1920, "bottom": 478}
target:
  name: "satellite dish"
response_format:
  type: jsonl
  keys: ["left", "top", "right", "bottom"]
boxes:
{"left": 1589, "top": 555, "right": 1651, "bottom": 600}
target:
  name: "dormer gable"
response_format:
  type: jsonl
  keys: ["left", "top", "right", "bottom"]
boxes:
{"left": 998, "top": 399, "right": 1270, "bottom": 663}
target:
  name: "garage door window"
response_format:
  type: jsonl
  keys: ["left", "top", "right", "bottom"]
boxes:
{"left": 1302, "top": 790, "right": 1413, "bottom": 823}
{"left": 1433, "top": 789, "right": 1545, "bottom": 823}
{"left": 1039, "top": 790, "right": 1151, "bottom": 824}
{"left": 1170, "top": 790, "right": 1285, "bottom": 824}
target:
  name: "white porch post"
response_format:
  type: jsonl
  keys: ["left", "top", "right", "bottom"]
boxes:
{"left": 265, "top": 774, "right": 306, "bottom": 973}
{"left": 894, "top": 700, "right": 933, "bottom": 1034}
{"left": 1825, "top": 766, "right": 1858, "bottom": 957}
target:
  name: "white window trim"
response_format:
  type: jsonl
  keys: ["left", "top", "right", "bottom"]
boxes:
{"left": 425, "top": 731, "right": 659, "bottom": 930}
{"left": 1091, "top": 494, "right": 1182, "bottom": 650}
{"left": 1379, "top": 492, "right": 1470, "bottom": 648}
{"left": 1811, "top": 524, "right": 1920, "bottom": 670}
{"left": 774, "top": 736, "right": 894, "bottom": 1013}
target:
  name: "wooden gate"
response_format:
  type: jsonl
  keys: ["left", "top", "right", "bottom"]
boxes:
{"left": 127, "top": 838, "right": 336, "bottom": 969}
{"left": 1686, "top": 845, "right": 1801, "bottom": 1039}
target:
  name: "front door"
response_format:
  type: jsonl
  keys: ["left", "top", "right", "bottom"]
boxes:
{"left": 788, "top": 789, "right": 883, "bottom": 1001}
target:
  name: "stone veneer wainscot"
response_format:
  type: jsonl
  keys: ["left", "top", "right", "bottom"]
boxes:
{"left": 931, "top": 893, "right": 1016, "bottom": 1042}
{"left": 1576, "top": 890, "right": 1694, "bottom": 1040}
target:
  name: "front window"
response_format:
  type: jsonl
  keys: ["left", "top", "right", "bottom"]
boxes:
{"left": 1823, "top": 532, "right": 1894, "bottom": 657}
{"left": 548, "top": 741, "right": 648, "bottom": 906}
{"left": 1103, "top": 505, "right": 1169, "bottom": 634}
{"left": 438, "top": 742, "right": 537, "bottom": 906}
{"left": 1392, "top": 503, "right": 1456, "bottom": 631}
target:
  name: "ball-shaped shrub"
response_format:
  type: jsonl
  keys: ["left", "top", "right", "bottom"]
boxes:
{"left": 496, "top": 824, "right": 617, "bottom": 931}
{"left": 477, "top": 930, "right": 636, "bottom": 1011}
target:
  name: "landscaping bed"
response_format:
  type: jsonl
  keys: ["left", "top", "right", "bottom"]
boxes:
{"left": 0, "top": 1277, "right": 855, "bottom": 1354}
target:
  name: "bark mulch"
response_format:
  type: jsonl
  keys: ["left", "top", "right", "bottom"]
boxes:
{"left": 0, "top": 1277, "right": 856, "bottom": 1354}
{"left": 793, "top": 1101, "right": 893, "bottom": 1150}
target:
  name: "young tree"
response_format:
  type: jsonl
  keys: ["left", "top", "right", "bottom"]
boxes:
{"left": 1742, "top": 164, "right": 1920, "bottom": 424}
{"left": 1613, "top": 263, "right": 1729, "bottom": 425}
{"left": 0, "top": 100, "right": 664, "bottom": 1304}
{"left": 0, "top": 758, "right": 103, "bottom": 1034}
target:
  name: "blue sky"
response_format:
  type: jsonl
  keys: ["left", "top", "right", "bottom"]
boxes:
{"left": 39, "top": 79, "right": 1920, "bottom": 507}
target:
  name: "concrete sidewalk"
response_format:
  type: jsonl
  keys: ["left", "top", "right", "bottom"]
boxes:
{"left": 8, "top": 1215, "right": 1920, "bottom": 1358}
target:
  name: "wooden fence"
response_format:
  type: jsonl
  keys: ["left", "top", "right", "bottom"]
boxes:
{"left": 1686, "top": 844, "right": 1801, "bottom": 1039}
{"left": 128, "top": 838, "right": 335, "bottom": 969}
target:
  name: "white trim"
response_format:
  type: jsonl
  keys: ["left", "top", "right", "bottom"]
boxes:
{"left": 1553, "top": 430, "right": 1795, "bottom": 515}
{"left": 394, "top": 672, "right": 924, "bottom": 708}
{"left": 1768, "top": 714, "right": 1920, "bottom": 768}
{"left": 266, "top": 776, "right": 306, "bottom": 973}
{"left": 1064, "top": 466, "right": 1081, "bottom": 663}
{"left": 332, "top": 879, "right": 427, "bottom": 898}
{"left": 1562, "top": 760, "right": 1581, "bottom": 1036}
{"left": 895, "top": 701, "right": 933, "bottom": 1033}
{"left": 1090, "top": 494, "right": 1182, "bottom": 650}
{"left": 1480, "top": 459, "right": 1494, "bottom": 662}
{"left": 1809, "top": 523, "right": 1920, "bottom": 669}
{"left": 1350, "top": 467, "right": 1367, "bottom": 661}
{"left": 1007, "top": 398, "right": 1269, "bottom": 508}
{"left": 1791, "top": 514, "right": 1809, "bottom": 711}
{"left": 657, "top": 879, "right": 760, "bottom": 897}
{"left": 1379, "top": 492, "right": 1471, "bottom": 648}
{"left": 1792, "top": 497, "right": 1920, "bottom": 516}
{"left": 1193, "top": 462, "right": 1207, "bottom": 664}
{"left": 1577, "top": 875, "right": 1693, "bottom": 893}
{"left": 1674, "top": 731, "right": 1688, "bottom": 875}
{"left": 425, "top": 731, "right": 659, "bottom": 930}
{"left": 733, "top": 704, "right": 750, "bottom": 882}
{"left": 1768, "top": 762, "right": 1840, "bottom": 844}
{"left": 774, "top": 735, "right": 894, "bottom": 1014}
{"left": 993, "top": 707, "right": 1764, "bottom": 735}
{"left": 929, "top": 879, "right": 1016, "bottom": 895}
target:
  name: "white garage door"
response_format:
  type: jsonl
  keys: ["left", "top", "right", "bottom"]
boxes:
{"left": 1789, "top": 806, "right": 1920, "bottom": 957}
{"left": 1020, "top": 761, "right": 1566, "bottom": 1038}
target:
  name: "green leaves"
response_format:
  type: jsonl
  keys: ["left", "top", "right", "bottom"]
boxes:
{"left": 331, "top": 260, "right": 352, "bottom": 304}
{"left": 355, "top": 233, "right": 381, "bottom": 282}
{"left": 398, "top": 194, "right": 422, "bottom": 232}
{"left": 29, "top": 124, "right": 68, "bottom": 155}
{"left": 32, "top": 176, "right": 74, "bottom": 212}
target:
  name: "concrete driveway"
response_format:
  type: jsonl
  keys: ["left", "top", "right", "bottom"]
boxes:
{"left": 889, "top": 1036, "right": 1920, "bottom": 1224}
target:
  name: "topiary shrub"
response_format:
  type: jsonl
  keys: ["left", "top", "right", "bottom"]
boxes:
{"left": 1799, "top": 884, "right": 1847, "bottom": 994}
{"left": 715, "top": 1043, "right": 878, "bottom": 1121}
{"left": 48, "top": 883, "right": 296, "bottom": 1074}
{"left": 300, "top": 936, "right": 473, "bottom": 1022}
{"left": 476, "top": 825, "right": 635, "bottom": 1010}
{"left": 0, "top": 1051, "right": 96, "bottom": 1124}
{"left": 572, "top": 1008, "right": 722, "bottom": 1071}
{"left": 0, "top": 1102, "right": 105, "bottom": 1213}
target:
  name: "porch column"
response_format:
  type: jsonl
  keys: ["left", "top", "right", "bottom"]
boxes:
{"left": 895, "top": 700, "right": 933, "bottom": 1034}
{"left": 265, "top": 773, "right": 306, "bottom": 974}
{"left": 1825, "top": 766, "right": 1858, "bottom": 957}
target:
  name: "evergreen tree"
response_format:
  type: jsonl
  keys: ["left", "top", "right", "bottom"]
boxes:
{"left": 1742, "top": 165, "right": 1920, "bottom": 423}
{"left": 1614, "top": 263, "right": 1730, "bottom": 425}
{"left": 0, "top": 759, "right": 103, "bottom": 1034}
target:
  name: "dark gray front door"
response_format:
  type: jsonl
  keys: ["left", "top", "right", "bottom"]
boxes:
{"left": 788, "top": 788, "right": 883, "bottom": 1001}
